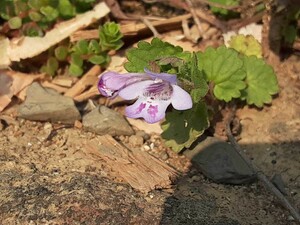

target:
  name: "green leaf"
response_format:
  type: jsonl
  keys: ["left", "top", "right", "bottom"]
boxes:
{"left": 190, "top": 53, "right": 208, "bottom": 102}
{"left": 8, "top": 16, "right": 22, "bottom": 29}
{"left": 41, "top": 57, "right": 58, "bottom": 76}
{"left": 88, "top": 54, "right": 108, "bottom": 65}
{"left": 197, "top": 46, "right": 246, "bottom": 101}
{"left": 73, "top": 39, "right": 89, "bottom": 55}
{"left": 29, "top": 11, "right": 42, "bottom": 22}
{"left": 241, "top": 56, "right": 279, "bottom": 107}
{"left": 40, "top": 6, "right": 58, "bottom": 22}
{"left": 28, "top": 0, "right": 48, "bottom": 10}
{"left": 125, "top": 38, "right": 189, "bottom": 73}
{"left": 70, "top": 53, "right": 83, "bottom": 67}
{"left": 88, "top": 40, "right": 101, "bottom": 54}
{"left": 69, "top": 63, "right": 83, "bottom": 77}
{"left": 161, "top": 102, "right": 209, "bottom": 153}
{"left": 99, "top": 21, "right": 123, "bottom": 51}
{"left": 23, "top": 26, "right": 43, "bottom": 37}
{"left": 228, "top": 34, "right": 262, "bottom": 58}
{"left": 58, "top": 0, "right": 76, "bottom": 18}
{"left": 54, "top": 46, "right": 68, "bottom": 61}
{"left": 209, "top": 0, "right": 239, "bottom": 16}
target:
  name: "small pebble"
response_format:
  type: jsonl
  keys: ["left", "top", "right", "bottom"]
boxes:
{"left": 135, "top": 130, "right": 151, "bottom": 141}
{"left": 128, "top": 135, "right": 144, "bottom": 147}
{"left": 160, "top": 152, "right": 169, "bottom": 161}
{"left": 150, "top": 142, "right": 155, "bottom": 150}
{"left": 44, "top": 122, "right": 53, "bottom": 130}
{"left": 287, "top": 215, "right": 295, "bottom": 221}
{"left": 142, "top": 145, "right": 150, "bottom": 151}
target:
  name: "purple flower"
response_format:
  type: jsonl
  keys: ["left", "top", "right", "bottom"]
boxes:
{"left": 98, "top": 69, "right": 192, "bottom": 123}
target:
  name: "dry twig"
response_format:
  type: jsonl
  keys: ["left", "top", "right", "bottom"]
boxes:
{"left": 185, "top": 0, "right": 206, "bottom": 39}
{"left": 226, "top": 105, "right": 300, "bottom": 223}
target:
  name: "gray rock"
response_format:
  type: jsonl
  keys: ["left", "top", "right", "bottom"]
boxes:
{"left": 82, "top": 106, "right": 134, "bottom": 136}
{"left": 184, "top": 137, "right": 256, "bottom": 184}
{"left": 18, "top": 82, "right": 81, "bottom": 124}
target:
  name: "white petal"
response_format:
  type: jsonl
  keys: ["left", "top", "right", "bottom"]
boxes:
{"left": 171, "top": 85, "right": 193, "bottom": 110}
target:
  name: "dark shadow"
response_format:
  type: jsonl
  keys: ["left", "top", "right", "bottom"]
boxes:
{"left": 159, "top": 140, "right": 300, "bottom": 225}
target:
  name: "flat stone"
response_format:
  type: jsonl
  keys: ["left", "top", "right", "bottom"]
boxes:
{"left": 18, "top": 82, "right": 81, "bottom": 124}
{"left": 184, "top": 137, "right": 256, "bottom": 184}
{"left": 82, "top": 106, "right": 134, "bottom": 136}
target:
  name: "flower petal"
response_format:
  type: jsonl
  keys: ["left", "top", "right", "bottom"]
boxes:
{"left": 125, "top": 98, "right": 170, "bottom": 123}
{"left": 144, "top": 68, "right": 177, "bottom": 84}
{"left": 171, "top": 85, "right": 193, "bottom": 110}
{"left": 98, "top": 71, "right": 149, "bottom": 97}
{"left": 119, "top": 80, "right": 153, "bottom": 100}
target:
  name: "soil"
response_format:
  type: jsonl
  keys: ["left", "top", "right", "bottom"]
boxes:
{"left": 1, "top": 1, "right": 300, "bottom": 224}
{"left": 0, "top": 55, "right": 299, "bottom": 225}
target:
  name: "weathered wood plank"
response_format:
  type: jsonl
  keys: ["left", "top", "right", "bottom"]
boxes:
{"left": 86, "top": 135, "right": 178, "bottom": 193}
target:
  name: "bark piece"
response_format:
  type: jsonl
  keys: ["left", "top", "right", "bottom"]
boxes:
{"left": 64, "top": 65, "right": 101, "bottom": 98}
{"left": 86, "top": 135, "right": 178, "bottom": 193}
{"left": 18, "top": 82, "right": 81, "bottom": 124}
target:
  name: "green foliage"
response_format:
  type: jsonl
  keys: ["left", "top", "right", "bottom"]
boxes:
{"left": 197, "top": 46, "right": 246, "bottom": 101}
{"left": 124, "top": 38, "right": 279, "bottom": 152}
{"left": 8, "top": 16, "right": 22, "bottom": 29}
{"left": 209, "top": 0, "right": 239, "bottom": 17}
{"left": 228, "top": 34, "right": 262, "bottom": 58}
{"left": 99, "top": 22, "right": 124, "bottom": 51}
{"left": 73, "top": 40, "right": 89, "bottom": 55}
{"left": 161, "top": 102, "right": 210, "bottom": 152}
{"left": 240, "top": 56, "right": 279, "bottom": 107}
{"left": 125, "top": 38, "right": 190, "bottom": 72}
{"left": 41, "top": 57, "right": 59, "bottom": 77}
{"left": 54, "top": 46, "right": 68, "bottom": 61}
{"left": 40, "top": 6, "right": 59, "bottom": 22}
{"left": 58, "top": 0, "right": 76, "bottom": 18}
{"left": 0, "top": 0, "right": 96, "bottom": 36}
{"left": 190, "top": 53, "right": 209, "bottom": 102}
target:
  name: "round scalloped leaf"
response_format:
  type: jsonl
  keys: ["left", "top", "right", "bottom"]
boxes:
{"left": 241, "top": 56, "right": 279, "bottom": 107}
{"left": 125, "top": 38, "right": 190, "bottom": 73}
{"left": 161, "top": 102, "right": 209, "bottom": 153}
{"left": 197, "top": 46, "right": 246, "bottom": 102}
{"left": 228, "top": 34, "right": 262, "bottom": 58}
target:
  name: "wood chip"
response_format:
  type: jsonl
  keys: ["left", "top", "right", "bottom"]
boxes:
{"left": 52, "top": 76, "right": 76, "bottom": 88}
{"left": 64, "top": 65, "right": 101, "bottom": 98}
{"left": 86, "top": 135, "right": 178, "bottom": 193}
{"left": 41, "top": 81, "right": 69, "bottom": 94}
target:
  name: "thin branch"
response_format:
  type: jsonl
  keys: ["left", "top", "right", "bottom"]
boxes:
{"left": 225, "top": 105, "right": 300, "bottom": 223}
{"left": 186, "top": 0, "right": 206, "bottom": 39}
{"left": 140, "top": 18, "right": 161, "bottom": 37}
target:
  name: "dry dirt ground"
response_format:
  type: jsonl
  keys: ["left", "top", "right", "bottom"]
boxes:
{"left": 0, "top": 57, "right": 299, "bottom": 225}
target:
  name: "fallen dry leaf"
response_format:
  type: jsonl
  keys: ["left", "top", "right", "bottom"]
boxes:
{"left": 0, "top": 71, "right": 45, "bottom": 112}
